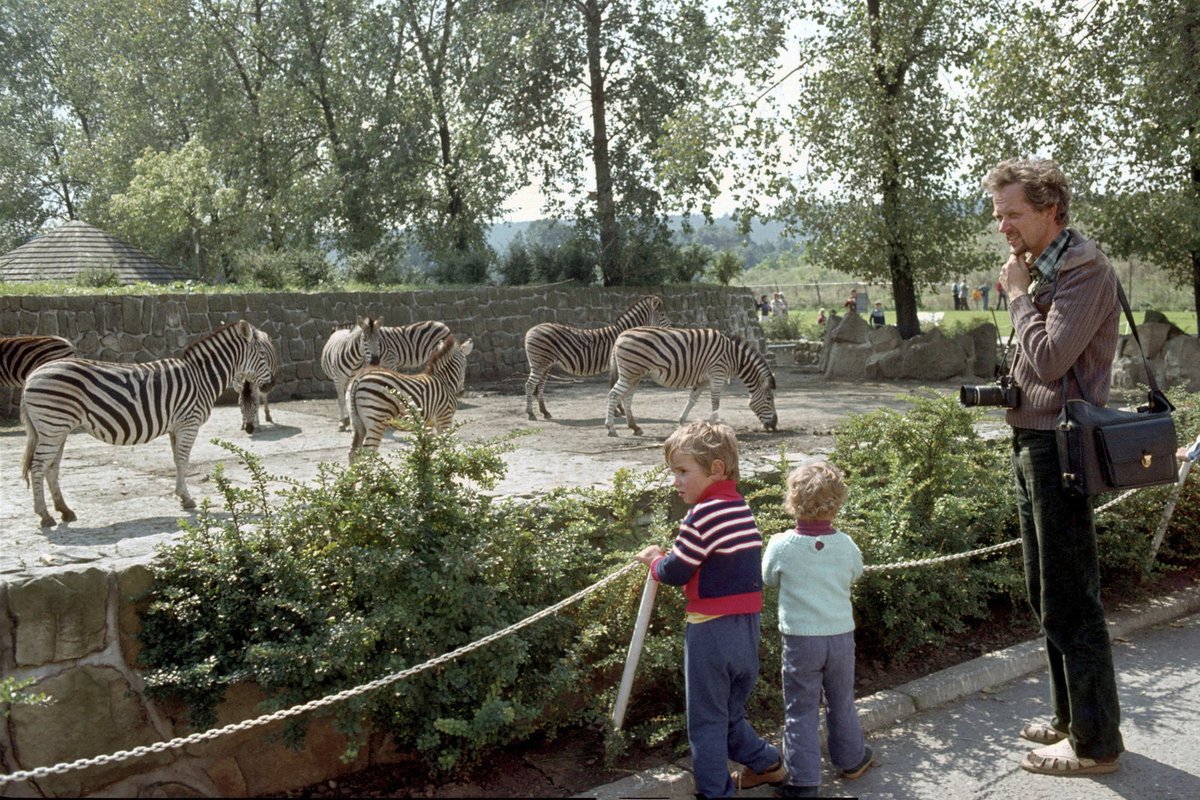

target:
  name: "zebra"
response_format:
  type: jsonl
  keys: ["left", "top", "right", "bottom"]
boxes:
{"left": 524, "top": 295, "right": 671, "bottom": 420}
{"left": 605, "top": 326, "right": 778, "bottom": 437}
{"left": 321, "top": 318, "right": 451, "bottom": 430}
{"left": 1, "top": 335, "right": 76, "bottom": 387}
{"left": 20, "top": 320, "right": 276, "bottom": 527}
{"left": 348, "top": 336, "right": 473, "bottom": 462}
{"left": 239, "top": 328, "right": 279, "bottom": 434}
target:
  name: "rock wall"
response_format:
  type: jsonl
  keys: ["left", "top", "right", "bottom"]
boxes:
{"left": 0, "top": 286, "right": 764, "bottom": 419}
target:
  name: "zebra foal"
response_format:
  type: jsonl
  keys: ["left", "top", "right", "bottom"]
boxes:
{"left": 348, "top": 336, "right": 473, "bottom": 462}
{"left": 524, "top": 295, "right": 671, "bottom": 420}
{"left": 20, "top": 320, "right": 276, "bottom": 527}
{"left": 606, "top": 327, "right": 778, "bottom": 437}
{"left": 239, "top": 328, "right": 279, "bottom": 433}
{"left": 321, "top": 318, "right": 451, "bottom": 430}
{"left": 1, "top": 335, "right": 76, "bottom": 387}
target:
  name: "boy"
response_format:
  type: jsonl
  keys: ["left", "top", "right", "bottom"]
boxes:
{"left": 762, "top": 461, "right": 874, "bottom": 798}
{"left": 635, "top": 420, "right": 786, "bottom": 798}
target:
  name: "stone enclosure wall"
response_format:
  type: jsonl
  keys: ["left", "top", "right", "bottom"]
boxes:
{"left": 0, "top": 285, "right": 764, "bottom": 419}
{"left": 0, "top": 285, "right": 762, "bottom": 797}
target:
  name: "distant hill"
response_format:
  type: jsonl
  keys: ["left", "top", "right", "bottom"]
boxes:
{"left": 487, "top": 214, "right": 802, "bottom": 253}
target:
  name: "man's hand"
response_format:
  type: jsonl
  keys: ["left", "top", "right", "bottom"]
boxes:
{"left": 1000, "top": 253, "right": 1031, "bottom": 301}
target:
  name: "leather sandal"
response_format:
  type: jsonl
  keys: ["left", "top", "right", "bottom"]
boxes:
{"left": 1019, "top": 739, "right": 1118, "bottom": 776}
{"left": 1020, "top": 721, "right": 1068, "bottom": 745}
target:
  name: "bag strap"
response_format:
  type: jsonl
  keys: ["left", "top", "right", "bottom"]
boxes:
{"left": 1060, "top": 276, "right": 1161, "bottom": 406}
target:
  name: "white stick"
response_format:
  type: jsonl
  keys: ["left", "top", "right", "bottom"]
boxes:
{"left": 1148, "top": 458, "right": 1193, "bottom": 567}
{"left": 612, "top": 569, "right": 659, "bottom": 730}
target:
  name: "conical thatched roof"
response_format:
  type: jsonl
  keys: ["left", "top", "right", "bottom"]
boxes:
{"left": 0, "top": 220, "right": 192, "bottom": 284}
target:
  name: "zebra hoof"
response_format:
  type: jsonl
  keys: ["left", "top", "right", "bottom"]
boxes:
{"left": 39, "top": 515, "right": 55, "bottom": 528}
{"left": 60, "top": 509, "right": 77, "bottom": 523}
{"left": 527, "top": 412, "right": 537, "bottom": 421}
{"left": 607, "top": 430, "right": 618, "bottom": 437}
{"left": 181, "top": 498, "right": 197, "bottom": 510}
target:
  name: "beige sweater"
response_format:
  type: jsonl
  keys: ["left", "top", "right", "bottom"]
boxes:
{"left": 1006, "top": 231, "right": 1120, "bottom": 431}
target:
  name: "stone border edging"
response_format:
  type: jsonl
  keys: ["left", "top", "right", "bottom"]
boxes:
{"left": 578, "top": 581, "right": 1200, "bottom": 799}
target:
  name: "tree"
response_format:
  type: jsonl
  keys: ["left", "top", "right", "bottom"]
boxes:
{"left": 751, "top": 0, "right": 996, "bottom": 337}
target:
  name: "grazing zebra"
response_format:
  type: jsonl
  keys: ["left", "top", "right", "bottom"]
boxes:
{"left": 348, "top": 336, "right": 473, "bottom": 462}
{"left": 321, "top": 318, "right": 451, "bottom": 430}
{"left": 240, "top": 328, "right": 279, "bottom": 434}
{"left": 20, "top": 320, "right": 276, "bottom": 527}
{"left": 605, "top": 327, "right": 778, "bottom": 437}
{"left": 524, "top": 295, "right": 671, "bottom": 420}
{"left": 1, "top": 335, "right": 76, "bottom": 387}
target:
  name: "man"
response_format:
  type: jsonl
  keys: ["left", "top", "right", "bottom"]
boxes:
{"left": 986, "top": 157, "right": 1123, "bottom": 775}
{"left": 869, "top": 301, "right": 885, "bottom": 328}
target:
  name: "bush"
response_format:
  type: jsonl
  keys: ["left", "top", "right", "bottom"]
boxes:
{"left": 75, "top": 266, "right": 121, "bottom": 288}
{"left": 432, "top": 248, "right": 493, "bottom": 285}
{"left": 229, "top": 248, "right": 336, "bottom": 289}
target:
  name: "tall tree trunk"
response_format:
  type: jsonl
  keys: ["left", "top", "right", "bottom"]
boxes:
{"left": 1193, "top": 160, "right": 1200, "bottom": 336}
{"left": 584, "top": 0, "right": 621, "bottom": 285}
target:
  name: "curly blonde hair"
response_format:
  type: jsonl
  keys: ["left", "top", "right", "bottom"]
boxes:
{"left": 785, "top": 460, "right": 847, "bottom": 521}
{"left": 982, "top": 157, "right": 1071, "bottom": 226}
{"left": 664, "top": 420, "right": 740, "bottom": 482}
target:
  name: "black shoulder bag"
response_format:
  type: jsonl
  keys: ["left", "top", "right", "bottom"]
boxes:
{"left": 1055, "top": 280, "right": 1178, "bottom": 497}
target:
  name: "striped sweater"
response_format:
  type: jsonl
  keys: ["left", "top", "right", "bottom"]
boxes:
{"left": 650, "top": 480, "right": 764, "bottom": 616}
{"left": 1007, "top": 229, "right": 1119, "bottom": 431}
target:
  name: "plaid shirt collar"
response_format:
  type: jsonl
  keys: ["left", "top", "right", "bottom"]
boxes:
{"left": 1028, "top": 229, "right": 1071, "bottom": 293}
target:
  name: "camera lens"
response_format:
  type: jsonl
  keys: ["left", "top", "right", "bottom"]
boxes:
{"left": 959, "top": 386, "right": 980, "bottom": 406}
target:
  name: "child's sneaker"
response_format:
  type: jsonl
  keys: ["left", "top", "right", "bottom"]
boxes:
{"left": 841, "top": 745, "right": 875, "bottom": 780}
{"left": 732, "top": 759, "right": 788, "bottom": 790}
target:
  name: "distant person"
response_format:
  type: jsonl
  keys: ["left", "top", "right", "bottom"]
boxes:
{"left": 995, "top": 280, "right": 1008, "bottom": 310}
{"left": 817, "top": 308, "right": 827, "bottom": 326}
{"left": 971, "top": 287, "right": 983, "bottom": 309}
{"left": 843, "top": 288, "right": 858, "bottom": 313}
{"left": 634, "top": 421, "right": 787, "bottom": 797}
{"left": 979, "top": 282, "right": 991, "bottom": 310}
{"left": 763, "top": 461, "right": 875, "bottom": 798}
{"left": 869, "top": 301, "right": 885, "bottom": 328}
{"left": 759, "top": 294, "right": 772, "bottom": 318}
{"left": 772, "top": 292, "right": 789, "bottom": 317}
{"left": 950, "top": 279, "right": 960, "bottom": 310}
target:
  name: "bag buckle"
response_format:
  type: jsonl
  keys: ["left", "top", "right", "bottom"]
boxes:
{"left": 1142, "top": 452, "right": 1152, "bottom": 468}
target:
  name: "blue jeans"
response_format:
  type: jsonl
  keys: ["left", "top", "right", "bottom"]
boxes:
{"left": 781, "top": 632, "right": 865, "bottom": 787}
{"left": 685, "top": 613, "right": 780, "bottom": 798}
{"left": 1011, "top": 428, "right": 1124, "bottom": 758}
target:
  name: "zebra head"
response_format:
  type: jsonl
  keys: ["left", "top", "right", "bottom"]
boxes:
{"left": 617, "top": 295, "right": 672, "bottom": 330}
{"left": 358, "top": 316, "right": 383, "bottom": 366}
{"left": 738, "top": 341, "right": 778, "bottom": 431}
{"left": 237, "top": 326, "right": 277, "bottom": 434}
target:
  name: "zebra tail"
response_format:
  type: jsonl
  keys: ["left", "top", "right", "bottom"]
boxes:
{"left": 20, "top": 403, "right": 36, "bottom": 487}
{"left": 348, "top": 381, "right": 365, "bottom": 450}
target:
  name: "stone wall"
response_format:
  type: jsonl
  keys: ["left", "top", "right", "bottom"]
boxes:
{"left": 0, "top": 286, "right": 763, "bottom": 419}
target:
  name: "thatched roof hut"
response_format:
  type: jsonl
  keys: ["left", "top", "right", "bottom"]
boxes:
{"left": 0, "top": 221, "right": 191, "bottom": 284}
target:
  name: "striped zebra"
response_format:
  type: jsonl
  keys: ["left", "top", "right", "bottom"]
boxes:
{"left": 524, "top": 295, "right": 671, "bottom": 420}
{"left": 20, "top": 320, "right": 276, "bottom": 527}
{"left": 1, "top": 335, "right": 76, "bottom": 387}
{"left": 321, "top": 318, "right": 451, "bottom": 430}
{"left": 348, "top": 336, "right": 473, "bottom": 462}
{"left": 605, "top": 327, "right": 778, "bottom": 437}
{"left": 239, "top": 328, "right": 279, "bottom": 433}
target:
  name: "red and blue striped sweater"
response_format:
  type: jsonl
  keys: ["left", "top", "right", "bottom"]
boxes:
{"left": 650, "top": 480, "right": 764, "bottom": 616}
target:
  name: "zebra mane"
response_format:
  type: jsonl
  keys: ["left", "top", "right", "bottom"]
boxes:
{"left": 183, "top": 320, "right": 251, "bottom": 357}
{"left": 423, "top": 335, "right": 458, "bottom": 374}
{"left": 734, "top": 336, "right": 775, "bottom": 388}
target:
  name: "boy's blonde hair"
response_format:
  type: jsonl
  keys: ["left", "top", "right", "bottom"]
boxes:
{"left": 785, "top": 460, "right": 847, "bottom": 520}
{"left": 664, "top": 420, "right": 740, "bottom": 481}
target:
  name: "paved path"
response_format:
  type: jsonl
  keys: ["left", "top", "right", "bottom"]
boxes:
{"left": 584, "top": 586, "right": 1200, "bottom": 800}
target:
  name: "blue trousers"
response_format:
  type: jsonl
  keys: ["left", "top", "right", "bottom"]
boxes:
{"left": 685, "top": 613, "right": 780, "bottom": 798}
{"left": 780, "top": 632, "right": 865, "bottom": 787}
{"left": 1011, "top": 428, "right": 1124, "bottom": 759}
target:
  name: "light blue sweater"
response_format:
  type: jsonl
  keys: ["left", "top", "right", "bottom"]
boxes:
{"left": 762, "top": 524, "right": 863, "bottom": 636}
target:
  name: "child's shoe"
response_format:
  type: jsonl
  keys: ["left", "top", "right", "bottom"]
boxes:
{"left": 841, "top": 745, "right": 875, "bottom": 780}
{"left": 732, "top": 759, "right": 788, "bottom": 790}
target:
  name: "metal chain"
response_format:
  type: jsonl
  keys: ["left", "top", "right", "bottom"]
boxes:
{"left": 0, "top": 561, "right": 642, "bottom": 787}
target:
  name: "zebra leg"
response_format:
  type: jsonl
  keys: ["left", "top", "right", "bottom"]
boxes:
{"left": 45, "top": 441, "right": 76, "bottom": 523}
{"left": 336, "top": 377, "right": 351, "bottom": 431}
{"left": 27, "top": 447, "right": 56, "bottom": 528}
{"left": 525, "top": 369, "right": 550, "bottom": 420}
{"left": 707, "top": 377, "right": 723, "bottom": 422}
{"left": 623, "top": 382, "right": 643, "bottom": 436}
{"left": 170, "top": 429, "right": 199, "bottom": 510}
{"left": 679, "top": 386, "right": 704, "bottom": 425}
{"left": 605, "top": 380, "right": 627, "bottom": 436}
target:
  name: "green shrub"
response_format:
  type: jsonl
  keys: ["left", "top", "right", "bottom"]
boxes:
{"left": 75, "top": 266, "right": 121, "bottom": 288}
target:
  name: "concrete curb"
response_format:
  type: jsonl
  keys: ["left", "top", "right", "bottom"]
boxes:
{"left": 578, "top": 582, "right": 1200, "bottom": 799}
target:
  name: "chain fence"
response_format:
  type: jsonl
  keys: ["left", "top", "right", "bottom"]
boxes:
{"left": 0, "top": 469, "right": 1187, "bottom": 787}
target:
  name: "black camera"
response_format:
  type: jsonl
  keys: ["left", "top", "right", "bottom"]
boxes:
{"left": 959, "top": 374, "right": 1020, "bottom": 409}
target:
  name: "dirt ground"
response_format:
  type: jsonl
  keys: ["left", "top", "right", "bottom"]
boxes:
{"left": 0, "top": 365, "right": 979, "bottom": 562}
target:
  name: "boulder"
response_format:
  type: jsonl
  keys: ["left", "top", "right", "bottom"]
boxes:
{"left": 824, "top": 342, "right": 874, "bottom": 380}
{"left": 964, "top": 323, "right": 1000, "bottom": 379}
{"left": 830, "top": 310, "right": 871, "bottom": 344}
{"left": 868, "top": 325, "right": 902, "bottom": 353}
{"left": 1164, "top": 334, "right": 1200, "bottom": 392}
{"left": 900, "top": 329, "right": 970, "bottom": 381}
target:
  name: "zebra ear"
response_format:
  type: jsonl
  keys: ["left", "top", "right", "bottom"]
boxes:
{"left": 236, "top": 319, "right": 253, "bottom": 340}
{"left": 460, "top": 339, "right": 473, "bottom": 356}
